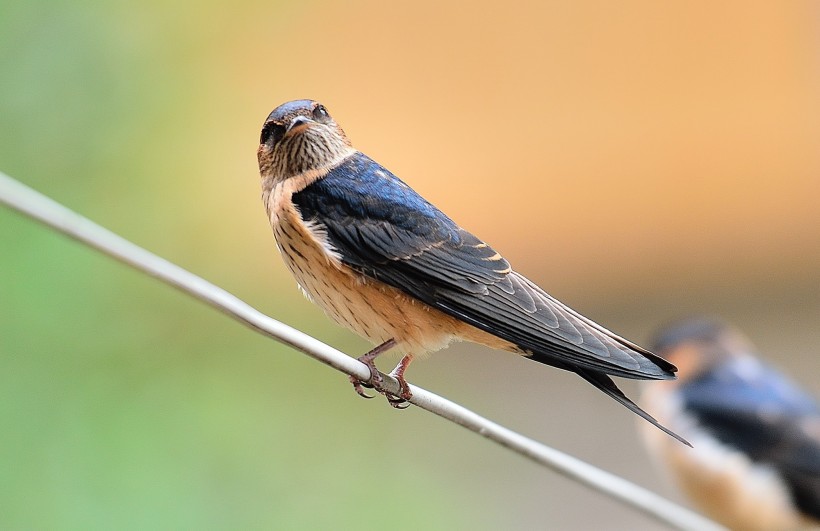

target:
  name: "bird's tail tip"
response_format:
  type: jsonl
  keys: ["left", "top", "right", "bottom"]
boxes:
{"left": 578, "top": 369, "right": 691, "bottom": 447}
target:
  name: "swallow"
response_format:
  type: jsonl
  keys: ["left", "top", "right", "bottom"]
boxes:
{"left": 257, "top": 99, "right": 688, "bottom": 445}
{"left": 639, "top": 317, "right": 820, "bottom": 529}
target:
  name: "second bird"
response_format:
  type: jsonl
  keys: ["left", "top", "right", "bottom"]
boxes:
{"left": 257, "top": 99, "right": 687, "bottom": 445}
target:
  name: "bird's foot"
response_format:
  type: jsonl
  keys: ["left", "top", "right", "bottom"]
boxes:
{"left": 385, "top": 355, "right": 413, "bottom": 409}
{"left": 349, "top": 339, "right": 395, "bottom": 400}
{"left": 349, "top": 362, "right": 382, "bottom": 399}
{"left": 384, "top": 374, "right": 411, "bottom": 409}
{"left": 349, "top": 340, "right": 415, "bottom": 408}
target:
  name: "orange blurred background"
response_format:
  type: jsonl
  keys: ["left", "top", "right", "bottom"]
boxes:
{"left": 2, "top": 1, "right": 819, "bottom": 529}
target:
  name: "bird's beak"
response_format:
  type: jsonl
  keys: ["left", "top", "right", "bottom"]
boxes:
{"left": 286, "top": 116, "right": 313, "bottom": 135}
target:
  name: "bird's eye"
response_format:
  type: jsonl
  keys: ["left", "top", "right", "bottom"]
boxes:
{"left": 312, "top": 105, "right": 330, "bottom": 121}
{"left": 260, "top": 122, "right": 286, "bottom": 145}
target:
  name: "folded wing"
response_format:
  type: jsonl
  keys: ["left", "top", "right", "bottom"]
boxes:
{"left": 682, "top": 359, "right": 820, "bottom": 518}
{"left": 293, "top": 153, "right": 676, "bottom": 380}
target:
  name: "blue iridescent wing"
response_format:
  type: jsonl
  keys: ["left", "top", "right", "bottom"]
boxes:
{"left": 682, "top": 358, "right": 820, "bottom": 518}
{"left": 292, "top": 153, "right": 675, "bottom": 380}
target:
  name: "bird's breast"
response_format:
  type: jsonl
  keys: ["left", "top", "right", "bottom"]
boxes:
{"left": 265, "top": 177, "right": 468, "bottom": 355}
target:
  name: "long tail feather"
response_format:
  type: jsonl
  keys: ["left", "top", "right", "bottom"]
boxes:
{"left": 577, "top": 369, "right": 692, "bottom": 447}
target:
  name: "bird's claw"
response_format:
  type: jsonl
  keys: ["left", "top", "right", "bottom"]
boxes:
{"left": 350, "top": 347, "right": 385, "bottom": 400}
{"left": 349, "top": 365, "right": 413, "bottom": 409}
{"left": 387, "top": 396, "right": 410, "bottom": 409}
{"left": 348, "top": 339, "right": 413, "bottom": 409}
{"left": 350, "top": 371, "right": 412, "bottom": 408}
{"left": 385, "top": 370, "right": 412, "bottom": 408}
{"left": 349, "top": 375, "right": 375, "bottom": 399}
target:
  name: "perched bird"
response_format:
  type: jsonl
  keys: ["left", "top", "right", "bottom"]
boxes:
{"left": 257, "top": 99, "right": 687, "bottom": 445}
{"left": 640, "top": 318, "right": 820, "bottom": 530}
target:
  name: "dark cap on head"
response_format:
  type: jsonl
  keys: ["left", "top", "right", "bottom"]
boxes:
{"left": 265, "top": 99, "right": 318, "bottom": 124}
{"left": 650, "top": 317, "right": 730, "bottom": 354}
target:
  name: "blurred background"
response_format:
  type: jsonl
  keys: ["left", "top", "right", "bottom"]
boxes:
{"left": 2, "top": 1, "right": 819, "bottom": 529}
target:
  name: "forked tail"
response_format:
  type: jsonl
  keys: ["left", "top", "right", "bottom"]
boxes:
{"left": 576, "top": 369, "right": 691, "bottom": 447}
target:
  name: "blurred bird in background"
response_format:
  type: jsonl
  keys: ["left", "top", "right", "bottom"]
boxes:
{"left": 257, "top": 99, "right": 688, "bottom": 445}
{"left": 640, "top": 317, "right": 820, "bottom": 530}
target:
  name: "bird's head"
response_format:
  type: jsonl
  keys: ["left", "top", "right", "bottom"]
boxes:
{"left": 257, "top": 99, "right": 353, "bottom": 183}
{"left": 650, "top": 317, "right": 756, "bottom": 383}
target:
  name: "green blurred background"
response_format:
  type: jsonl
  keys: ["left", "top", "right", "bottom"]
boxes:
{"left": 2, "top": 1, "right": 819, "bottom": 529}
